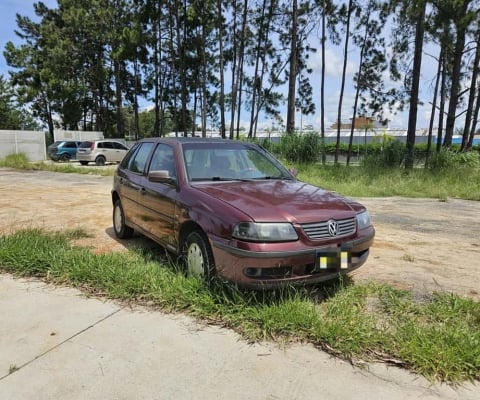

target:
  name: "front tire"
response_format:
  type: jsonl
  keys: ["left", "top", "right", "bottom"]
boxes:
{"left": 113, "top": 199, "right": 134, "bottom": 239}
{"left": 184, "top": 231, "right": 215, "bottom": 283}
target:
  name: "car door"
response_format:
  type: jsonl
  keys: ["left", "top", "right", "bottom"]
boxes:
{"left": 136, "top": 143, "right": 178, "bottom": 249}
{"left": 112, "top": 141, "right": 129, "bottom": 162}
{"left": 116, "top": 142, "right": 155, "bottom": 228}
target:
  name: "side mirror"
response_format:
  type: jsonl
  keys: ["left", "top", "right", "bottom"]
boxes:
{"left": 148, "top": 170, "right": 175, "bottom": 184}
{"left": 288, "top": 168, "right": 298, "bottom": 177}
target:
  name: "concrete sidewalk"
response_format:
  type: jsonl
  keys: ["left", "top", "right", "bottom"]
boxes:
{"left": 0, "top": 274, "right": 477, "bottom": 400}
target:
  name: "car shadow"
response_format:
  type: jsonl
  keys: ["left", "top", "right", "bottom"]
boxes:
{"left": 104, "top": 226, "right": 354, "bottom": 304}
{"left": 104, "top": 227, "right": 180, "bottom": 266}
{"left": 230, "top": 275, "right": 355, "bottom": 305}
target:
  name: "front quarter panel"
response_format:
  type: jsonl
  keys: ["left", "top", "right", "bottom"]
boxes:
{"left": 180, "top": 185, "right": 248, "bottom": 240}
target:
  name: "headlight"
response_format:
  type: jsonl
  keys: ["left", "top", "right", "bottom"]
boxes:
{"left": 232, "top": 222, "right": 298, "bottom": 242}
{"left": 356, "top": 211, "right": 372, "bottom": 229}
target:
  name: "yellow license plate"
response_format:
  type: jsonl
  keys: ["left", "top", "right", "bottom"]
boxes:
{"left": 315, "top": 250, "right": 350, "bottom": 271}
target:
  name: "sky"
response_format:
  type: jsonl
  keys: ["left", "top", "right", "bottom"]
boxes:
{"left": 0, "top": 0, "right": 436, "bottom": 131}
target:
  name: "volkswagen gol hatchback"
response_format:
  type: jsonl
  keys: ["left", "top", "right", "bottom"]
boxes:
{"left": 111, "top": 138, "right": 375, "bottom": 289}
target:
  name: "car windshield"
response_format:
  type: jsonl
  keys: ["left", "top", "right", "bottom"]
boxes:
{"left": 182, "top": 142, "right": 293, "bottom": 181}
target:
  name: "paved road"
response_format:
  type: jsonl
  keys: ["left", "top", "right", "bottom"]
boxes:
{"left": 0, "top": 274, "right": 478, "bottom": 400}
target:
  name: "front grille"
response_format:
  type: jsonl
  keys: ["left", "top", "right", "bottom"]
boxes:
{"left": 301, "top": 217, "right": 356, "bottom": 240}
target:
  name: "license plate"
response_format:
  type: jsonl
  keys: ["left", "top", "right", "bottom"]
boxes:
{"left": 315, "top": 250, "right": 351, "bottom": 271}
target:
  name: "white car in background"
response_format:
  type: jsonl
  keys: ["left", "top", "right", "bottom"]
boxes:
{"left": 77, "top": 140, "right": 129, "bottom": 166}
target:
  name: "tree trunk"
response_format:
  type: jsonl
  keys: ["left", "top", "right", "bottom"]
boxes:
{"left": 436, "top": 47, "right": 448, "bottom": 152}
{"left": 201, "top": 23, "right": 208, "bottom": 137}
{"left": 114, "top": 60, "right": 125, "bottom": 138}
{"left": 179, "top": 0, "right": 188, "bottom": 136}
{"left": 249, "top": 1, "right": 268, "bottom": 138}
{"left": 443, "top": 1, "right": 469, "bottom": 147}
{"left": 405, "top": 2, "right": 425, "bottom": 169}
{"left": 347, "top": 8, "right": 370, "bottom": 165}
{"left": 217, "top": 0, "right": 226, "bottom": 138}
{"left": 286, "top": 0, "right": 298, "bottom": 135}
{"left": 468, "top": 83, "right": 480, "bottom": 148}
{"left": 336, "top": 0, "right": 352, "bottom": 164}
{"left": 425, "top": 46, "right": 442, "bottom": 167}
{"left": 461, "top": 26, "right": 480, "bottom": 151}
{"left": 235, "top": 0, "right": 248, "bottom": 140}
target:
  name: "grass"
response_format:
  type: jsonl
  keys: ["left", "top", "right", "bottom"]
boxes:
{"left": 295, "top": 163, "right": 480, "bottom": 200}
{"left": 0, "top": 153, "right": 114, "bottom": 176}
{"left": 0, "top": 228, "right": 479, "bottom": 384}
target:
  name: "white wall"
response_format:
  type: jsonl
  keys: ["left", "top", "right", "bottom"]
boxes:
{"left": 53, "top": 130, "right": 104, "bottom": 141}
{"left": 0, "top": 130, "right": 105, "bottom": 162}
{"left": 0, "top": 130, "right": 47, "bottom": 162}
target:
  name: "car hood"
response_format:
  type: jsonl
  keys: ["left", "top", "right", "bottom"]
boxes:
{"left": 193, "top": 180, "right": 363, "bottom": 223}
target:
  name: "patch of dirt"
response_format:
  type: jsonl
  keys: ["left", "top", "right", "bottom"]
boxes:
{"left": 1, "top": 168, "right": 479, "bottom": 300}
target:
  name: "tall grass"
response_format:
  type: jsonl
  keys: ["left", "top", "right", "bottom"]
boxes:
{"left": 296, "top": 161, "right": 480, "bottom": 200}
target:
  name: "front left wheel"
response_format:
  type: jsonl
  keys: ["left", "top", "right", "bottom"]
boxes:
{"left": 184, "top": 230, "right": 215, "bottom": 283}
{"left": 113, "top": 199, "right": 134, "bottom": 239}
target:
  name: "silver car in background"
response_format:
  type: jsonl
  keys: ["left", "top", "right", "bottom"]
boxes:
{"left": 77, "top": 140, "right": 129, "bottom": 166}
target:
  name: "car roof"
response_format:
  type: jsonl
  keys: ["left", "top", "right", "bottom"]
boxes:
{"left": 136, "top": 137, "right": 254, "bottom": 145}
{"left": 79, "top": 139, "right": 124, "bottom": 143}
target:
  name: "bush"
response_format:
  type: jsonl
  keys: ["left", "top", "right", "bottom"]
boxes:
{"left": 361, "top": 140, "right": 405, "bottom": 169}
{"left": 0, "top": 153, "right": 31, "bottom": 168}
{"left": 278, "top": 133, "right": 323, "bottom": 163}
{"left": 428, "top": 149, "right": 480, "bottom": 171}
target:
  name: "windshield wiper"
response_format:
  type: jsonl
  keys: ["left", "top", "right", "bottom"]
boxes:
{"left": 211, "top": 176, "right": 252, "bottom": 182}
{"left": 257, "top": 176, "right": 293, "bottom": 180}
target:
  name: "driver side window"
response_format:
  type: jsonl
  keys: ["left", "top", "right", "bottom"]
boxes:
{"left": 149, "top": 144, "right": 176, "bottom": 179}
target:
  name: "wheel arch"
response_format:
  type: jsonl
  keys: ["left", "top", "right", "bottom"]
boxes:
{"left": 111, "top": 190, "right": 120, "bottom": 206}
{"left": 95, "top": 155, "right": 106, "bottom": 164}
{"left": 178, "top": 220, "right": 205, "bottom": 250}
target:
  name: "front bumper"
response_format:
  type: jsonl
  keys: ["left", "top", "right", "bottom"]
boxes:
{"left": 211, "top": 226, "right": 375, "bottom": 289}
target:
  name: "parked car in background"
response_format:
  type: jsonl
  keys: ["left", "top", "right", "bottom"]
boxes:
{"left": 47, "top": 140, "right": 82, "bottom": 162}
{"left": 77, "top": 140, "right": 129, "bottom": 166}
{"left": 111, "top": 137, "right": 375, "bottom": 289}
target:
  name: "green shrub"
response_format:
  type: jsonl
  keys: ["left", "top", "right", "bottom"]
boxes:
{"left": 427, "top": 149, "right": 480, "bottom": 171}
{"left": 0, "top": 153, "right": 31, "bottom": 168}
{"left": 279, "top": 133, "right": 322, "bottom": 163}
{"left": 361, "top": 140, "right": 405, "bottom": 169}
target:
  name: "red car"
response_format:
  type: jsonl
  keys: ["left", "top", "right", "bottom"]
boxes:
{"left": 111, "top": 137, "right": 374, "bottom": 289}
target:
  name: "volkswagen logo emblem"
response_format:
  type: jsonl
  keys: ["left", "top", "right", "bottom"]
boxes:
{"left": 328, "top": 220, "right": 338, "bottom": 237}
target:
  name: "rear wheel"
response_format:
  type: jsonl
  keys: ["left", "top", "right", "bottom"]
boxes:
{"left": 95, "top": 156, "right": 106, "bottom": 166}
{"left": 184, "top": 231, "right": 215, "bottom": 283}
{"left": 113, "top": 199, "right": 134, "bottom": 239}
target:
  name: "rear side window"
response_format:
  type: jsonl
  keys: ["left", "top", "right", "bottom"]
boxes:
{"left": 79, "top": 141, "right": 93, "bottom": 148}
{"left": 63, "top": 142, "right": 77, "bottom": 149}
{"left": 113, "top": 141, "right": 128, "bottom": 150}
{"left": 102, "top": 141, "right": 114, "bottom": 149}
{"left": 124, "top": 142, "right": 154, "bottom": 173}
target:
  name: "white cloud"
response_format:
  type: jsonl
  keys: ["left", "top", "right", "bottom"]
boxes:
{"left": 307, "top": 47, "right": 357, "bottom": 78}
